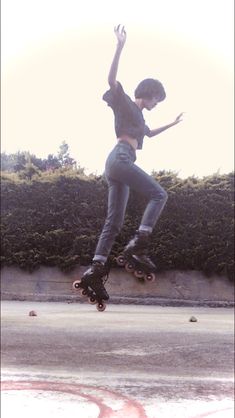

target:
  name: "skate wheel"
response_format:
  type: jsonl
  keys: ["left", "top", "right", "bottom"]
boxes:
{"left": 88, "top": 295, "right": 97, "bottom": 305}
{"left": 134, "top": 269, "right": 145, "bottom": 279}
{"left": 116, "top": 254, "right": 126, "bottom": 266}
{"left": 73, "top": 280, "right": 81, "bottom": 290}
{"left": 125, "top": 262, "right": 135, "bottom": 273}
{"left": 145, "top": 272, "right": 156, "bottom": 282}
{"left": 81, "top": 288, "right": 88, "bottom": 297}
{"left": 96, "top": 302, "right": 106, "bottom": 312}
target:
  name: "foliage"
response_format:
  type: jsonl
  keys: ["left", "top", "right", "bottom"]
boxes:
{"left": 1, "top": 166, "right": 234, "bottom": 280}
{"left": 1, "top": 141, "right": 83, "bottom": 174}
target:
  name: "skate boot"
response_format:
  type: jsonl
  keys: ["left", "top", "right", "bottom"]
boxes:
{"left": 73, "top": 261, "right": 109, "bottom": 311}
{"left": 116, "top": 231, "right": 157, "bottom": 282}
{"left": 123, "top": 230, "right": 150, "bottom": 256}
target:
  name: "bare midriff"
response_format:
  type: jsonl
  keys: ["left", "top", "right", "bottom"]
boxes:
{"left": 117, "top": 135, "right": 138, "bottom": 150}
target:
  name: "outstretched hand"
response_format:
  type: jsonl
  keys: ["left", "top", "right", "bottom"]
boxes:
{"left": 114, "top": 24, "right": 127, "bottom": 48}
{"left": 174, "top": 112, "right": 184, "bottom": 124}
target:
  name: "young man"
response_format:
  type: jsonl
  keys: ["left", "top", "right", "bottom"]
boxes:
{"left": 75, "top": 25, "right": 183, "bottom": 303}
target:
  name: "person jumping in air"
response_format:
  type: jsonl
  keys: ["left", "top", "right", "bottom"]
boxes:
{"left": 73, "top": 25, "right": 183, "bottom": 310}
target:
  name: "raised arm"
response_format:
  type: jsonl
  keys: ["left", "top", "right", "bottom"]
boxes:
{"left": 108, "top": 25, "right": 127, "bottom": 89}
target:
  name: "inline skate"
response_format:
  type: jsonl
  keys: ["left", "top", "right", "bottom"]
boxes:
{"left": 73, "top": 261, "right": 109, "bottom": 311}
{"left": 116, "top": 231, "right": 157, "bottom": 282}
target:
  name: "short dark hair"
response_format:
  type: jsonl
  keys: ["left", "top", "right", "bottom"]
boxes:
{"left": 134, "top": 78, "right": 166, "bottom": 101}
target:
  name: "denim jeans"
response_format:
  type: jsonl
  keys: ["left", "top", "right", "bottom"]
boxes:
{"left": 94, "top": 141, "right": 168, "bottom": 258}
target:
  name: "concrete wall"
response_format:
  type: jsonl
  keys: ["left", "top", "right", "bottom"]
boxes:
{"left": 1, "top": 266, "right": 234, "bottom": 306}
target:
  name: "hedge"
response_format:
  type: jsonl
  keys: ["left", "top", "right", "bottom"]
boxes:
{"left": 1, "top": 170, "right": 234, "bottom": 280}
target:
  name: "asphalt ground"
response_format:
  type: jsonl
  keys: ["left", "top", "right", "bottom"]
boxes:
{"left": 1, "top": 301, "right": 234, "bottom": 418}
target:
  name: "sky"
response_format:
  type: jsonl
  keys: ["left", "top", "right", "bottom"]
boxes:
{"left": 1, "top": 0, "right": 234, "bottom": 178}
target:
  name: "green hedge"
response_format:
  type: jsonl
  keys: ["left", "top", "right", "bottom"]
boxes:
{"left": 1, "top": 170, "right": 234, "bottom": 280}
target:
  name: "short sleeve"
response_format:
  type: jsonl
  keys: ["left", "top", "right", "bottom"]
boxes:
{"left": 102, "top": 82, "right": 126, "bottom": 109}
{"left": 144, "top": 125, "right": 151, "bottom": 137}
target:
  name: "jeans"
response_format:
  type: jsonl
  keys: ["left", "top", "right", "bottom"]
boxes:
{"left": 94, "top": 141, "right": 168, "bottom": 258}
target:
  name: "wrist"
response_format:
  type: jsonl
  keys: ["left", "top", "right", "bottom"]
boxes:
{"left": 116, "top": 43, "right": 124, "bottom": 51}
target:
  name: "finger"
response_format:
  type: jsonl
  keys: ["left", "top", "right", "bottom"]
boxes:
{"left": 114, "top": 24, "right": 120, "bottom": 33}
{"left": 117, "top": 24, "right": 125, "bottom": 34}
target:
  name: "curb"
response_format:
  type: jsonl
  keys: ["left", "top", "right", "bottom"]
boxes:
{"left": 1, "top": 292, "right": 234, "bottom": 307}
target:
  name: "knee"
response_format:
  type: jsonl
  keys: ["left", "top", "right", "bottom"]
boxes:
{"left": 162, "top": 189, "right": 168, "bottom": 203}
{"left": 152, "top": 187, "right": 168, "bottom": 204}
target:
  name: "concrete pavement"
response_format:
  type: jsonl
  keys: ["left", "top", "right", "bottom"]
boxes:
{"left": 1, "top": 301, "right": 234, "bottom": 417}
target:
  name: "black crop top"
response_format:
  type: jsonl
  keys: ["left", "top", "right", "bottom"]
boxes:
{"left": 102, "top": 82, "right": 151, "bottom": 150}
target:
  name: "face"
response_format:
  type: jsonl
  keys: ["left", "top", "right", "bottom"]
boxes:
{"left": 143, "top": 96, "right": 160, "bottom": 111}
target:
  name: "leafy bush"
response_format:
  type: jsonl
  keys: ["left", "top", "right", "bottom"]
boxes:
{"left": 1, "top": 169, "right": 234, "bottom": 280}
